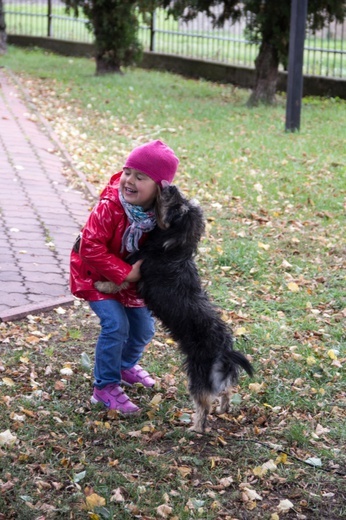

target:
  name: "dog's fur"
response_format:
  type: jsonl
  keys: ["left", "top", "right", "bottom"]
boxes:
{"left": 95, "top": 185, "right": 253, "bottom": 432}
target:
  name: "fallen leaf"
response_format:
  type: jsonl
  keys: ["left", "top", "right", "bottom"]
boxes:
{"left": 306, "top": 356, "right": 317, "bottom": 366}
{"left": 110, "top": 487, "right": 125, "bottom": 502}
{"left": 186, "top": 498, "right": 205, "bottom": 509}
{"left": 231, "top": 393, "right": 242, "bottom": 405}
{"left": 150, "top": 394, "right": 162, "bottom": 407}
{"left": 81, "top": 352, "right": 92, "bottom": 370}
{"left": 2, "top": 377, "right": 15, "bottom": 387}
{"left": 315, "top": 424, "right": 330, "bottom": 436}
{"left": 54, "top": 307, "right": 66, "bottom": 315}
{"left": 281, "top": 259, "right": 292, "bottom": 268}
{"left": 0, "top": 429, "right": 17, "bottom": 446}
{"left": 253, "top": 459, "right": 277, "bottom": 476}
{"left": 258, "top": 242, "right": 270, "bottom": 250}
{"left": 10, "top": 413, "right": 26, "bottom": 422}
{"left": 85, "top": 492, "right": 106, "bottom": 510}
{"left": 305, "top": 457, "right": 322, "bottom": 467}
{"left": 55, "top": 380, "right": 65, "bottom": 390}
{"left": 219, "top": 476, "right": 233, "bottom": 488}
{"left": 25, "top": 335, "right": 41, "bottom": 345}
{"left": 141, "top": 424, "right": 155, "bottom": 433}
{"left": 179, "top": 412, "right": 192, "bottom": 424}
{"left": 327, "top": 349, "right": 338, "bottom": 360}
{"left": 156, "top": 504, "right": 173, "bottom": 518}
{"left": 287, "top": 282, "right": 300, "bottom": 292}
{"left": 234, "top": 326, "right": 248, "bottom": 336}
{"left": 20, "top": 408, "right": 36, "bottom": 418}
{"left": 275, "top": 453, "right": 288, "bottom": 465}
{"left": 73, "top": 470, "right": 86, "bottom": 483}
{"left": 178, "top": 466, "right": 192, "bottom": 478}
{"left": 88, "top": 514, "right": 101, "bottom": 520}
{"left": 243, "top": 487, "right": 262, "bottom": 501}
{"left": 277, "top": 499, "right": 294, "bottom": 512}
{"left": 60, "top": 367, "right": 73, "bottom": 376}
{"left": 249, "top": 382, "right": 266, "bottom": 393}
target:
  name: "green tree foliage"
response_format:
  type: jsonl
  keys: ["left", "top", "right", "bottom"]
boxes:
{"left": 63, "top": 0, "right": 152, "bottom": 74}
{"left": 0, "top": 0, "right": 7, "bottom": 55}
{"left": 162, "top": 0, "right": 346, "bottom": 105}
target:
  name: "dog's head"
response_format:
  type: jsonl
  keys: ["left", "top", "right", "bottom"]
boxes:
{"left": 155, "top": 185, "right": 205, "bottom": 251}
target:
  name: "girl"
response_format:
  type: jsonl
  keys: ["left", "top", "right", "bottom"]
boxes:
{"left": 70, "top": 140, "right": 179, "bottom": 413}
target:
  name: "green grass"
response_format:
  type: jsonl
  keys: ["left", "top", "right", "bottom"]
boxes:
{"left": 0, "top": 46, "right": 345, "bottom": 518}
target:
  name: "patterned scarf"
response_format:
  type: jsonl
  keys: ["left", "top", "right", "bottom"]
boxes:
{"left": 119, "top": 191, "right": 156, "bottom": 253}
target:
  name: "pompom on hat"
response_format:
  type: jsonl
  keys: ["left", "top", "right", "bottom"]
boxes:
{"left": 124, "top": 140, "right": 179, "bottom": 186}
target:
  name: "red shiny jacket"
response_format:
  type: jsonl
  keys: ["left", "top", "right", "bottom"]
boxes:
{"left": 70, "top": 172, "right": 146, "bottom": 306}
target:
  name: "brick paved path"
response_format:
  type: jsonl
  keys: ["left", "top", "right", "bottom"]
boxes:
{"left": 0, "top": 68, "right": 95, "bottom": 322}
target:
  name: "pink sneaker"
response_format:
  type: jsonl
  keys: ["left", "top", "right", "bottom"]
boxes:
{"left": 121, "top": 365, "right": 155, "bottom": 388}
{"left": 90, "top": 384, "right": 139, "bottom": 414}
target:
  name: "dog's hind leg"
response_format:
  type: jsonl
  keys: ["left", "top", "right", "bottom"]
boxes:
{"left": 218, "top": 386, "right": 233, "bottom": 414}
{"left": 189, "top": 392, "right": 212, "bottom": 433}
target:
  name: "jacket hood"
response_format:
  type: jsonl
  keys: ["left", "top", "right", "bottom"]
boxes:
{"left": 99, "top": 171, "right": 122, "bottom": 203}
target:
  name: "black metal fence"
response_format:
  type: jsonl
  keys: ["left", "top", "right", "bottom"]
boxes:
{"left": 3, "top": 0, "right": 346, "bottom": 79}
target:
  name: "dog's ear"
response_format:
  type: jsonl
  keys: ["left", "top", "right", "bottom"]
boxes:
{"left": 162, "top": 210, "right": 190, "bottom": 250}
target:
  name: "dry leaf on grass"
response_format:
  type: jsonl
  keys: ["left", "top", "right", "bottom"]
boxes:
{"left": 277, "top": 499, "right": 294, "bottom": 512}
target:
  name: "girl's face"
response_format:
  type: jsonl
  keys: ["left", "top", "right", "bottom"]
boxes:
{"left": 120, "top": 168, "right": 158, "bottom": 210}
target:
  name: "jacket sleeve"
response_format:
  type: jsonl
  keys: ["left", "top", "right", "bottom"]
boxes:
{"left": 79, "top": 199, "right": 132, "bottom": 286}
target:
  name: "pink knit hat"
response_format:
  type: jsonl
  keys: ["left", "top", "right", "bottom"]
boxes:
{"left": 124, "top": 140, "right": 179, "bottom": 186}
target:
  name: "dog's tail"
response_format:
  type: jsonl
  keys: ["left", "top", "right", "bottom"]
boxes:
{"left": 229, "top": 349, "right": 254, "bottom": 377}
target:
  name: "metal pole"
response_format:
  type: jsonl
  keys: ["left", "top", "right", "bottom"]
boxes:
{"left": 285, "top": 0, "right": 308, "bottom": 132}
{"left": 150, "top": 10, "right": 156, "bottom": 52}
{"left": 47, "top": 0, "right": 52, "bottom": 37}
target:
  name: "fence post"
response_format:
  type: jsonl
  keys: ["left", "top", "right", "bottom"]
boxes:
{"left": 47, "top": 0, "right": 52, "bottom": 37}
{"left": 285, "top": 0, "right": 308, "bottom": 132}
{"left": 0, "top": 0, "right": 7, "bottom": 54}
{"left": 150, "top": 10, "right": 156, "bottom": 52}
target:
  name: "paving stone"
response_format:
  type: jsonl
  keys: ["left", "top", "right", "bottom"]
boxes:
{"left": 24, "top": 272, "right": 68, "bottom": 284}
{"left": 0, "top": 293, "right": 30, "bottom": 309}
{"left": 0, "top": 272, "right": 23, "bottom": 282}
{"left": 15, "top": 262, "right": 61, "bottom": 273}
{"left": 25, "top": 281, "right": 68, "bottom": 297}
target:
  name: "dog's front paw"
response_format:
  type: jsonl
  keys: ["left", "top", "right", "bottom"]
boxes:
{"left": 188, "top": 424, "right": 205, "bottom": 434}
{"left": 94, "top": 281, "right": 127, "bottom": 294}
{"left": 188, "top": 413, "right": 207, "bottom": 434}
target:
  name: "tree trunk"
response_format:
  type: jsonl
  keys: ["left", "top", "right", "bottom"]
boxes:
{"left": 89, "top": 1, "right": 141, "bottom": 76}
{"left": 247, "top": 42, "right": 279, "bottom": 107}
{"left": 0, "top": 0, "right": 7, "bottom": 55}
{"left": 95, "top": 52, "right": 122, "bottom": 75}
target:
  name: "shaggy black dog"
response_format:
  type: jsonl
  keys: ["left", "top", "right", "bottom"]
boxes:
{"left": 95, "top": 185, "right": 253, "bottom": 432}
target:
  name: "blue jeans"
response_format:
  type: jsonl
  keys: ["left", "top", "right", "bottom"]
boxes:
{"left": 89, "top": 300, "right": 155, "bottom": 389}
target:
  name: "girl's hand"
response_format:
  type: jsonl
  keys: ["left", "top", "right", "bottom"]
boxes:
{"left": 124, "top": 260, "right": 143, "bottom": 283}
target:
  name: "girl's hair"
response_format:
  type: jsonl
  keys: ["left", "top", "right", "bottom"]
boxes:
{"left": 153, "top": 184, "right": 165, "bottom": 229}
